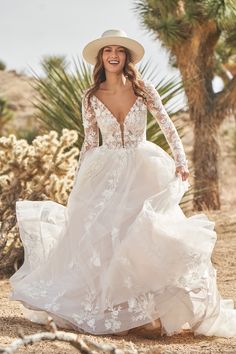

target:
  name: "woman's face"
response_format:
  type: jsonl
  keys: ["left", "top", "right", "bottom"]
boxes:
{"left": 102, "top": 45, "right": 126, "bottom": 74}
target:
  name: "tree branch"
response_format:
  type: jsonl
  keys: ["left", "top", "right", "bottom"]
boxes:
{"left": 0, "top": 316, "right": 139, "bottom": 354}
{"left": 215, "top": 74, "right": 236, "bottom": 123}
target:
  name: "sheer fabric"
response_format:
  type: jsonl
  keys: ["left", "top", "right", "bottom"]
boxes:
{"left": 77, "top": 80, "right": 187, "bottom": 172}
{"left": 9, "top": 80, "right": 236, "bottom": 337}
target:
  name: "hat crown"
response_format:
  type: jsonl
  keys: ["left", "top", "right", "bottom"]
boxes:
{"left": 101, "top": 29, "right": 128, "bottom": 39}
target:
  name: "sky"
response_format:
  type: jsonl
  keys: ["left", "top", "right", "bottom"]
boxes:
{"left": 1, "top": 0, "right": 222, "bottom": 97}
{"left": 0, "top": 0, "right": 176, "bottom": 80}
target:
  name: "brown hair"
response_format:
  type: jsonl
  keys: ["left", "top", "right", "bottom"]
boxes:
{"left": 84, "top": 46, "right": 149, "bottom": 107}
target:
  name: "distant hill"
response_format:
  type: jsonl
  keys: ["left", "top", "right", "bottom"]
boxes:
{"left": 0, "top": 70, "right": 41, "bottom": 134}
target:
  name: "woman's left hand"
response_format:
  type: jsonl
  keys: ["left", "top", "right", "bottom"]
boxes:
{"left": 175, "top": 165, "right": 190, "bottom": 181}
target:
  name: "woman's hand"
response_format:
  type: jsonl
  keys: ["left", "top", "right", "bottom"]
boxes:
{"left": 175, "top": 165, "right": 190, "bottom": 181}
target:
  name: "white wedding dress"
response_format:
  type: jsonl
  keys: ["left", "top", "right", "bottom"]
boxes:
{"left": 9, "top": 80, "right": 236, "bottom": 337}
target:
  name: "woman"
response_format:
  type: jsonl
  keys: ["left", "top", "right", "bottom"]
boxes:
{"left": 9, "top": 29, "right": 236, "bottom": 338}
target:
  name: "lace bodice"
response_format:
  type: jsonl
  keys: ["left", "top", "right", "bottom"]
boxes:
{"left": 77, "top": 80, "right": 188, "bottom": 171}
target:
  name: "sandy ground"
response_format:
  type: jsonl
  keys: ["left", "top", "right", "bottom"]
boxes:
{"left": 1, "top": 248, "right": 236, "bottom": 354}
{"left": 0, "top": 116, "right": 236, "bottom": 353}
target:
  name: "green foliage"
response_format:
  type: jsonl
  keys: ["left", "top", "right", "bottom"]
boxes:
{"left": 0, "top": 60, "right": 6, "bottom": 71}
{"left": 204, "top": 0, "right": 236, "bottom": 24}
{"left": 134, "top": 0, "right": 236, "bottom": 48}
{"left": 134, "top": 1, "right": 190, "bottom": 45}
{"left": 134, "top": 0, "right": 236, "bottom": 81}
{"left": 0, "top": 97, "right": 13, "bottom": 135}
{"left": 29, "top": 56, "right": 92, "bottom": 149}
{"left": 226, "top": 27, "right": 236, "bottom": 47}
{"left": 16, "top": 127, "right": 40, "bottom": 144}
{"left": 40, "top": 55, "right": 70, "bottom": 76}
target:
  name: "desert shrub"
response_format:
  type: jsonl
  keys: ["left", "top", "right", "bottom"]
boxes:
{"left": 16, "top": 126, "right": 42, "bottom": 144}
{"left": 0, "top": 129, "right": 79, "bottom": 276}
{"left": 0, "top": 97, "right": 14, "bottom": 135}
{"left": 0, "top": 60, "right": 6, "bottom": 71}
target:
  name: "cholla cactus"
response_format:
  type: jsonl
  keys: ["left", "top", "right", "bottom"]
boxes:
{"left": 0, "top": 129, "right": 79, "bottom": 204}
{"left": 0, "top": 129, "right": 79, "bottom": 274}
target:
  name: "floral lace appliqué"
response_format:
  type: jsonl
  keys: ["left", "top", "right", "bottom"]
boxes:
{"left": 144, "top": 80, "right": 188, "bottom": 168}
{"left": 75, "top": 80, "right": 188, "bottom": 178}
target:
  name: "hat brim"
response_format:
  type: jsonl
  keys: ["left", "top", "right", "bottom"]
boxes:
{"left": 82, "top": 36, "right": 145, "bottom": 65}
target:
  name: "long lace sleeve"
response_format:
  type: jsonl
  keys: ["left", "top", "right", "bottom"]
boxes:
{"left": 144, "top": 80, "right": 188, "bottom": 168}
{"left": 76, "top": 92, "right": 99, "bottom": 173}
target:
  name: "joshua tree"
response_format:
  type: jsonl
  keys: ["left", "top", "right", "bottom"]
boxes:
{"left": 134, "top": 0, "right": 236, "bottom": 210}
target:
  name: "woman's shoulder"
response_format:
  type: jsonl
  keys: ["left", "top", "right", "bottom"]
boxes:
{"left": 81, "top": 86, "right": 94, "bottom": 105}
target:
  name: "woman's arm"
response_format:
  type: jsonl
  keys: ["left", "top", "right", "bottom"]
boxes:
{"left": 76, "top": 92, "right": 99, "bottom": 173}
{"left": 144, "top": 80, "right": 188, "bottom": 169}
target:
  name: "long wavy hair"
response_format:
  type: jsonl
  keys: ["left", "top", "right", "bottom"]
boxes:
{"left": 84, "top": 46, "right": 149, "bottom": 107}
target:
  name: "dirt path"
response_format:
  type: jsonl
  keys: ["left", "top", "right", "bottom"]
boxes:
{"left": 1, "top": 117, "right": 236, "bottom": 353}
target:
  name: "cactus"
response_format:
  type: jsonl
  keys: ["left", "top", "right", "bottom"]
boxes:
{"left": 0, "top": 129, "right": 79, "bottom": 274}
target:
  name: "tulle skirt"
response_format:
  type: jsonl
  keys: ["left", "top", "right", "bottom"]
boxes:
{"left": 9, "top": 141, "right": 236, "bottom": 336}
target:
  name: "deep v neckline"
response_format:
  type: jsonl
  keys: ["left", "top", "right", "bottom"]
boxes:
{"left": 93, "top": 94, "right": 139, "bottom": 126}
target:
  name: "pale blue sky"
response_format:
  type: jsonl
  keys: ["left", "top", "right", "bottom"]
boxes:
{"left": 1, "top": 0, "right": 176, "bottom": 80}
{"left": 1, "top": 0, "right": 222, "bottom": 95}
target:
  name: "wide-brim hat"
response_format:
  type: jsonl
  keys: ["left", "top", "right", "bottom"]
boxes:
{"left": 82, "top": 29, "right": 145, "bottom": 65}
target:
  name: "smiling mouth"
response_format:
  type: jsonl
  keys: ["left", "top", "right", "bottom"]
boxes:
{"left": 108, "top": 60, "right": 120, "bottom": 65}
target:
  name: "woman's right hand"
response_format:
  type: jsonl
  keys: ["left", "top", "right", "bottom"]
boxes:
{"left": 175, "top": 165, "right": 190, "bottom": 181}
